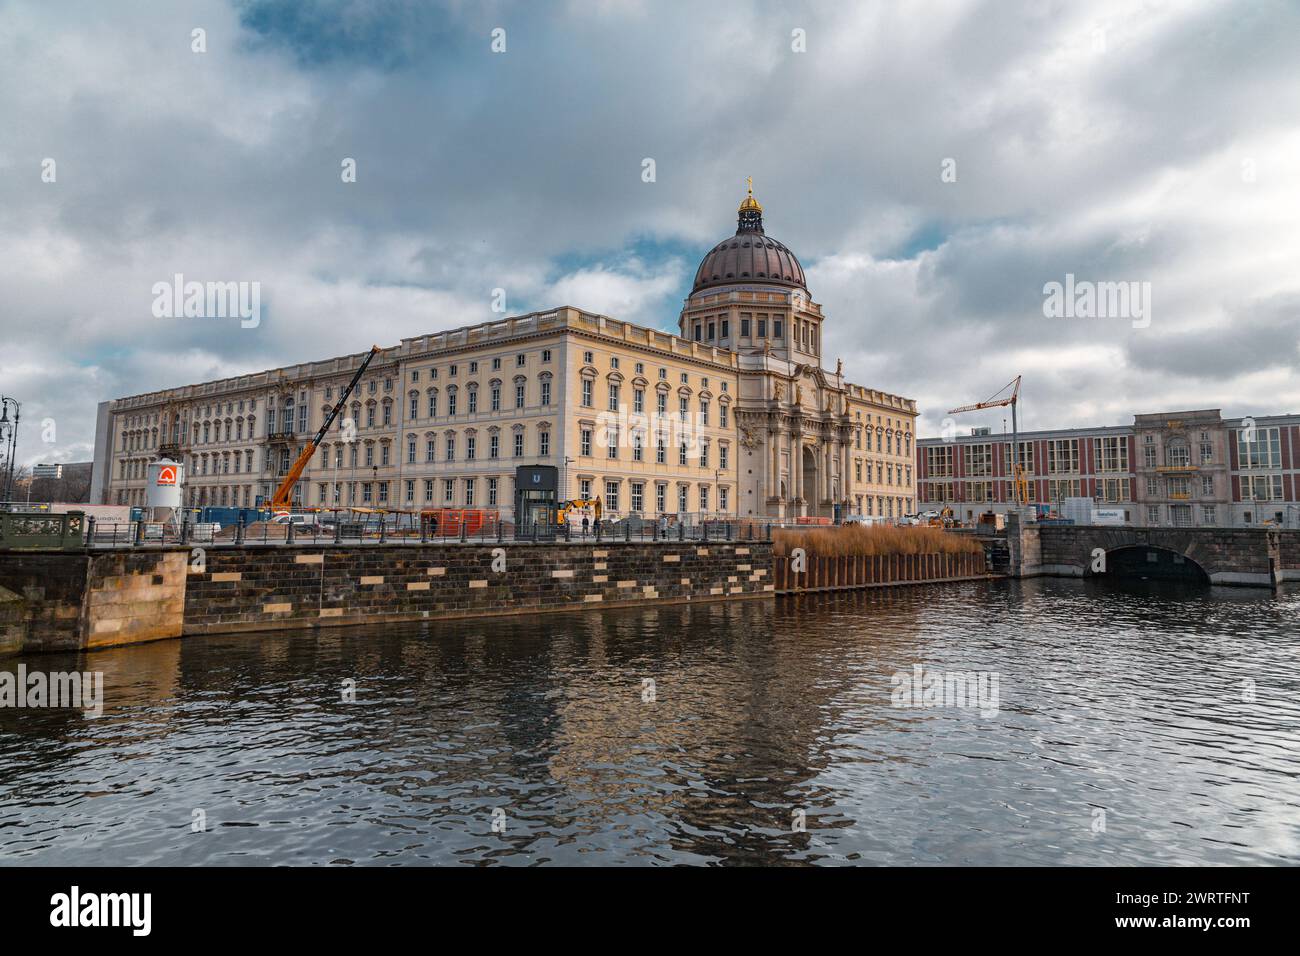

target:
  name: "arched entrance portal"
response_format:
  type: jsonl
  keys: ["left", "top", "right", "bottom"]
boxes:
{"left": 1093, "top": 545, "right": 1210, "bottom": 584}
{"left": 802, "top": 445, "right": 819, "bottom": 518}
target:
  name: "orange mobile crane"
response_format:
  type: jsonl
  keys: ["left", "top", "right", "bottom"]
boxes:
{"left": 948, "top": 375, "right": 1029, "bottom": 507}
{"left": 269, "top": 345, "right": 381, "bottom": 512}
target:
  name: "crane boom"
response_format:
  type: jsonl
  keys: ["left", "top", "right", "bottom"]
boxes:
{"left": 270, "top": 345, "right": 382, "bottom": 511}
{"left": 945, "top": 375, "right": 1027, "bottom": 507}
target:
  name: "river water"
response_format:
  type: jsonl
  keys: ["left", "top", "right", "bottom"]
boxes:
{"left": 2, "top": 578, "right": 1298, "bottom": 866}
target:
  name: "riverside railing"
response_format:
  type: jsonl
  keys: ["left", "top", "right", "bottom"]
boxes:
{"left": 81, "top": 513, "right": 773, "bottom": 549}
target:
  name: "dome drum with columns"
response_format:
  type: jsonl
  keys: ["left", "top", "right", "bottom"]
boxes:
{"left": 682, "top": 182, "right": 917, "bottom": 520}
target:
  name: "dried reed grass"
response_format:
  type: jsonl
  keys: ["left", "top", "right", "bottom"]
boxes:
{"left": 772, "top": 523, "right": 983, "bottom": 557}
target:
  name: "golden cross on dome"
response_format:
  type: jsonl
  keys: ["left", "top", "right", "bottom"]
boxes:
{"left": 746, "top": 176, "right": 753, "bottom": 196}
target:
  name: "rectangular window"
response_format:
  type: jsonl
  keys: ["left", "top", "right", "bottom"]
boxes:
{"left": 428, "top": 393, "right": 437, "bottom": 417}
{"left": 582, "top": 380, "right": 593, "bottom": 407}
{"left": 466, "top": 436, "right": 476, "bottom": 461}
{"left": 608, "top": 384, "right": 619, "bottom": 412}
{"left": 468, "top": 391, "right": 478, "bottom": 414}
{"left": 426, "top": 439, "right": 435, "bottom": 462}
{"left": 448, "top": 392, "right": 457, "bottom": 415}
{"left": 926, "top": 445, "right": 954, "bottom": 478}
{"left": 656, "top": 485, "right": 666, "bottom": 514}
{"left": 541, "top": 381, "right": 551, "bottom": 405}
{"left": 581, "top": 429, "right": 592, "bottom": 456}
{"left": 966, "top": 444, "right": 992, "bottom": 477}
{"left": 631, "top": 482, "right": 644, "bottom": 512}
{"left": 444, "top": 479, "right": 454, "bottom": 503}
{"left": 634, "top": 389, "right": 644, "bottom": 414}
{"left": 445, "top": 436, "right": 455, "bottom": 461}
{"left": 490, "top": 435, "right": 500, "bottom": 459}
{"left": 464, "top": 479, "right": 475, "bottom": 506}
{"left": 539, "top": 431, "right": 550, "bottom": 456}
{"left": 1047, "top": 439, "right": 1079, "bottom": 474}
{"left": 1237, "top": 426, "right": 1282, "bottom": 468}
{"left": 719, "top": 405, "right": 728, "bottom": 428}
{"left": 719, "top": 445, "right": 728, "bottom": 470}
{"left": 514, "top": 433, "right": 523, "bottom": 457}
{"left": 605, "top": 480, "right": 620, "bottom": 514}
{"left": 407, "top": 440, "right": 416, "bottom": 464}
{"left": 424, "top": 479, "right": 433, "bottom": 503}
{"left": 741, "top": 317, "right": 751, "bottom": 337}
{"left": 515, "top": 384, "right": 525, "bottom": 409}
{"left": 719, "top": 486, "right": 729, "bottom": 511}
{"left": 1092, "top": 436, "right": 1129, "bottom": 473}
{"left": 607, "top": 427, "right": 619, "bottom": 459}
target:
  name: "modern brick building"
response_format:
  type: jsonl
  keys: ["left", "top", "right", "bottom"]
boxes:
{"left": 917, "top": 409, "right": 1300, "bottom": 528}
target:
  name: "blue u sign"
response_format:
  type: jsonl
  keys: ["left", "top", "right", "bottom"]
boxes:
{"left": 532, "top": 473, "right": 541, "bottom": 484}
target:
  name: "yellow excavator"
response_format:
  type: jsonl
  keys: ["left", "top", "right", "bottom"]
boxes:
{"left": 270, "top": 345, "right": 381, "bottom": 512}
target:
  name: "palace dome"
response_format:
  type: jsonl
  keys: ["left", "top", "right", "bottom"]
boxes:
{"left": 690, "top": 183, "right": 807, "bottom": 297}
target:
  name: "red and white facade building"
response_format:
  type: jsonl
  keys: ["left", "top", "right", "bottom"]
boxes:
{"left": 917, "top": 408, "right": 1300, "bottom": 528}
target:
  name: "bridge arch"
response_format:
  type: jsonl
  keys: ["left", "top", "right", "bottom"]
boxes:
{"left": 1089, "top": 544, "right": 1209, "bottom": 584}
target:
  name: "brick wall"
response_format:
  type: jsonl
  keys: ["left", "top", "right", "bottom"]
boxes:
{"left": 183, "top": 542, "right": 775, "bottom": 635}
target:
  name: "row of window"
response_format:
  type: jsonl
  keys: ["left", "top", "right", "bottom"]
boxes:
{"left": 577, "top": 428, "right": 729, "bottom": 468}
{"left": 853, "top": 461, "right": 912, "bottom": 486}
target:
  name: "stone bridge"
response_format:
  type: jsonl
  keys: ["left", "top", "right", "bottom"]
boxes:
{"left": 1006, "top": 517, "right": 1300, "bottom": 587}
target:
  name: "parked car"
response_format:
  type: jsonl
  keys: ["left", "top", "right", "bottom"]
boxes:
{"left": 273, "top": 513, "right": 322, "bottom": 529}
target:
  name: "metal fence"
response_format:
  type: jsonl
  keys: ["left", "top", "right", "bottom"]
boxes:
{"left": 82, "top": 512, "right": 774, "bottom": 549}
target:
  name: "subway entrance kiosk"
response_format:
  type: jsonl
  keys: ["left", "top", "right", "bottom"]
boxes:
{"left": 514, "top": 464, "right": 558, "bottom": 539}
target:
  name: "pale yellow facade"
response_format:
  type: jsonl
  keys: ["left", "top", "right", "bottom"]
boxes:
{"left": 92, "top": 193, "right": 917, "bottom": 520}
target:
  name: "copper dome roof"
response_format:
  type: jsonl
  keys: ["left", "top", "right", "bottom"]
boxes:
{"left": 690, "top": 185, "right": 807, "bottom": 297}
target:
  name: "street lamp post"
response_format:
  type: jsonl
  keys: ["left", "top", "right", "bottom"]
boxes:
{"left": 0, "top": 397, "right": 20, "bottom": 509}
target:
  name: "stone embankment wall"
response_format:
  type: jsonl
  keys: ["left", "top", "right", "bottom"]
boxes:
{"left": 0, "top": 550, "right": 186, "bottom": 654}
{"left": 182, "top": 541, "right": 774, "bottom": 635}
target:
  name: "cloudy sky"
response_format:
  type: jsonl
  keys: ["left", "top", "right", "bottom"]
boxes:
{"left": 2, "top": 0, "right": 1298, "bottom": 467}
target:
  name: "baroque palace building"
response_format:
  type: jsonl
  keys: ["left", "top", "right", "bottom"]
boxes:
{"left": 91, "top": 187, "right": 918, "bottom": 520}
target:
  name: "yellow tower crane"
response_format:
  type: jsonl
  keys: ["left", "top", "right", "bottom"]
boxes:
{"left": 947, "top": 375, "right": 1028, "bottom": 507}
